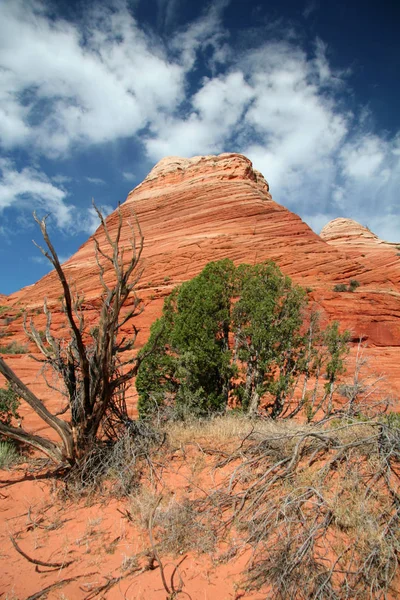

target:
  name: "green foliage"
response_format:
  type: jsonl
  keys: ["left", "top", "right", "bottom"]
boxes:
{"left": 137, "top": 260, "right": 352, "bottom": 421}
{"left": 137, "top": 259, "right": 236, "bottom": 419}
{"left": 137, "top": 260, "right": 308, "bottom": 419}
{"left": 334, "top": 280, "right": 361, "bottom": 293}
{"left": 349, "top": 279, "right": 361, "bottom": 291}
{"left": 323, "top": 321, "right": 350, "bottom": 382}
{"left": 0, "top": 341, "right": 28, "bottom": 354}
{"left": 0, "top": 383, "right": 20, "bottom": 426}
{"left": 0, "top": 306, "right": 8, "bottom": 316}
{"left": 382, "top": 412, "right": 400, "bottom": 429}
{"left": 333, "top": 283, "right": 348, "bottom": 292}
{"left": 232, "top": 262, "right": 306, "bottom": 415}
{"left": 322, "top": 321, "right": 350, "bottom": 416}
{"left": 0, "top": 441, "right": 19, "bottom": 469}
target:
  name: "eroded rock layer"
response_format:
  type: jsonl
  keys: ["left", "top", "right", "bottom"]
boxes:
{"left": 2, "top": 153, "right": 400, "bottom": 411}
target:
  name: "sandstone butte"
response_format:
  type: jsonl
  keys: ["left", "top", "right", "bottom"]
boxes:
{"left": 1, "top": 152, "right": 400, "bottom": 422}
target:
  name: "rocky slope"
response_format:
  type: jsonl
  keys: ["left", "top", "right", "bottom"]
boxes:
{"left": 1, "top": 153, "right": 400, "bottom": 408}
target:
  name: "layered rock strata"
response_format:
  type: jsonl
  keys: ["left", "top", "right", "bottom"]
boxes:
{"left": 1, "top": 153, "right": 399, "bottom": 413}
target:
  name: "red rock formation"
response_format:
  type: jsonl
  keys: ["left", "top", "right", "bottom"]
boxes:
{"left": 2, "top": 154, "right": 400, "bottom": 412}
{"left": 320, "top": 218, "right": 400, "bottom": 345}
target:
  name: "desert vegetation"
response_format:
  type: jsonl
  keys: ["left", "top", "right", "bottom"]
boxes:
{"left": 333, "top": 280, "right": 361, "bottom": 293}
{"left": 137, "top": 259, "right": 351, "bottom": 421}
{"left": 0, "top": 203, "right": 149, "bottom": 465}
{"left": 0, "top": 341, "right": 28, "bottom": 354}
{"left": 0, "top": 210, "right": 399, "bottom": 599}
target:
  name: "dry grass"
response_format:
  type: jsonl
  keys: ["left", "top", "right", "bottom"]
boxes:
{"left": 155, "top": 497, "right": 216, "bottom": 555}
{"left": 8, "top": 411, "right": 397, "bottom": 599}
{"left": 60, "top": 422, "right": 165, "bottom": 501}
{"left": 124, "top": 413, "right": 400, "bottom": 599}
{"left": 195, "top": 416, "right": 400, "bottom": 599}
{"left": 164, "top": 412, "right": 309, "bottom": 448}
{"left": 130, "top": 489, "right": 216, "bottom": 556}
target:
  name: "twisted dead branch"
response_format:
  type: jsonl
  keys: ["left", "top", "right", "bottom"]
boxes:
{"left": 0, "top": 202, "right": 152, "bottom": 466}
{"left": 10, "top": 534, "right": 73, "bottom": 569}
{"left": 201, "top": 417, "right": 400, "bottom": 599}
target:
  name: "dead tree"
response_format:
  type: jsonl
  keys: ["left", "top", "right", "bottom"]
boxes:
{"left": 0, "top": 203, "right": 147, "bottom": 465}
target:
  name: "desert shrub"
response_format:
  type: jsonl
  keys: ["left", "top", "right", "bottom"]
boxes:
{"left": 0, "top": 383, "right": 20, "bottom": 426}
{"left": 202, "top": 415, "right": 400, "bottom": 599}
{"left": 0, "top": 440, "right": 19, "bottom": 469}
{"left": 137, "top": 259, "right": 236, "bottom": 419}
{"left": 0, "top": 341, "right": 28, "bottom": 354}
{"left": 333, "top": 280, "right": 360, "bottom": 293}
{"left": 233, "top": 262, "right": 307, "bottom": 416}
{"left": 155, "top": 498, "right": 216, "bottom": 555}
{"left": 130, "top": 490, "right": 217, "bottom": 558}
{"left": 333, "top": 283, "right": 348, "bottom": 292}
{"left": 349, "top": 279, "right": 361, "bottom": 291}
{"left": 137, "top": 259, "right": 309, "bottom": 419}
{"left": 62, "top": 421, "right": 165, "bottom": 499}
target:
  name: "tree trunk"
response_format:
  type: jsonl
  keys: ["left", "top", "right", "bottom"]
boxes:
{"left": 243, "top": 361, "right": 254, "bottom": 411}
{"left": 248, "top": 366, "right": 263, "bottom": 416}
{"left": 271, "top": 393, "right": 285, "bottom": 418}
{"left": 0, "top": 357, "right": 74, "bottom": 461}
{"left": 0, "top": 422, "right": 64, "bottom": 463}
{"left": 248, "top": 387, "right": 261, "bottom": 416}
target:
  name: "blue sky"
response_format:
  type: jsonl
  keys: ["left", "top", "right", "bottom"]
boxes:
{"left": 0, "top": 0, "right": 399, "bottom": 294}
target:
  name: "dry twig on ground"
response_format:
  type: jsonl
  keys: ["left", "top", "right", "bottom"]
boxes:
{"left": 200, "top": 417, "right": 400, "bottom": 599}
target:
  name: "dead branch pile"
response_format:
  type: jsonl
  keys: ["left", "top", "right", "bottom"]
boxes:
{"left": 63, "top": 420, "right": 165, "bottom": 498}
{"left": 203, "top": 417, "right": 400, "bottom": 599}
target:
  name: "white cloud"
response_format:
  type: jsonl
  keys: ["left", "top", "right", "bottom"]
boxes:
{"left": 145, "top": 71, "right": 253, "bottom": 158}
{"left": 122, "top": 171, "right": 137, "bottom": 182}
{"left": 0, "top": 159, "right": 115, "bottom": 235}
{"left": 331, "top": 134, "right": 400, "bottom": 240}
{"left": 0, "top": 0, "right": 399, "bottom": 242}
{"left": 239, "top": 42, "right": 348, "bottom": 194}
{"left": 340, "top": 135, "right": 386, "bottom": 179}
{"left": 0, "top": 0, "right": 184, "bottom": 156}
{"left": 81, "top": 204, "right": 114, "bottom": 235}
{"left": 156, "top": 0, "right": 182, "bottom": 31}
{"left": 0, "top": 159, "right": 73, "bottom": 228}
{"left": 86, "top": 177, "right": 106, "bottom": 185}
{"left": 52, "top": 174, "right": 73, "bottom": 185}
{"left": 169, "top": 0, "right": 229, "bottom": 71}
{"left": 301, "top": 213, "right": 332, "bottom": 236}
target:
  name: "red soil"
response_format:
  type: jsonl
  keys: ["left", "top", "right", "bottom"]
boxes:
{"left": 0, "top": 153, "right": 399, "bottom": 597}
{"left": 1, "top": 455, "right": 263, "bottom": 600}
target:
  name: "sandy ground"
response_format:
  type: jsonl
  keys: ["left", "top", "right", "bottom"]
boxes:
{"left": 0, "top": 453, "right": 263, "bottom": 600}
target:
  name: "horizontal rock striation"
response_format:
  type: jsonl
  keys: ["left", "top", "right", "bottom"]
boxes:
{"left": 2, "top": 154, "right": 400, "bottom": 411}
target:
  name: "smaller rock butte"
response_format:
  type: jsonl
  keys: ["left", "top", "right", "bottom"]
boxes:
{"left": 321, "top": 218, "right": 381, "bottom": 244}
{"left": 1, "top": 153, "right": 400, "bottom": 408}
